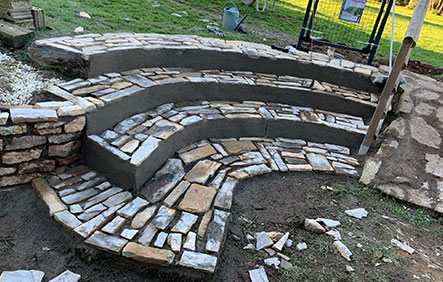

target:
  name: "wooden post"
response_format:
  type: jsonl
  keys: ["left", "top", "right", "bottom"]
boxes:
{"left": 358, "top": 0, "right": 430, "bottom": 155}
{"left": 31, "top": 7, "right": 45, "bottom": 29}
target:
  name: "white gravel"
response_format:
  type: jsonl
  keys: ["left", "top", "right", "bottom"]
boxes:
{"left": 0, "top": 52, "right": 62, "bottom": 106}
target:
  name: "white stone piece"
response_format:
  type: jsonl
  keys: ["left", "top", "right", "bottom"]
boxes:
{"left": 183, "top": 231, "right": 197, "bottom": 251}
{"left": 316, "top": 218, "right": 341, "bottom": 228}
{"left": 0, "top": 270, "right": 45, "bottom": 282}
{"left": 48, "top": 270, "right": 81, "bottom": 282}
{"left": 256, "top": 231, "right": 273, "bottom": 250}
{"left": 296, "top": 242, "right": 307, "bottom": 251}
{"left": 345, "top": 208, "right": 368, "bottom": 219}
{"left": 249, "top": 268, "right": 269, "bottom": 282}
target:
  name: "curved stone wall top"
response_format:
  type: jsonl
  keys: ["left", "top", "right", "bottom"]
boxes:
{"left": 28, "top": 33, "right": 384, "bottom": 93}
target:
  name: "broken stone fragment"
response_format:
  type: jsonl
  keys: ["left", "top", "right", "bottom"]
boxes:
{"left": 249, "top": 267, "right": 269, "bottom": 282}
{"left": 346, "top": 265, "right": 355, "bottom": 272}
{"left": 315, "top": 218, "right": 341, "bottom": 228}
{"left": 244, "top": 243, "right": 255, "bottom": 250}
{"left": 0, "top": 270, "right": 45, "bottom": 282}
{"left": 264, "top": 257, "right": 280, "bottom": 268}
{"left": 296, "top": 242, "right": 307, "bottom": 251}
{"left": 326, "top": 229, "right": 342, "bottom": 240}
{"left": 304, "top": 219, "right": 326, "bottom": 233}
{"left": 256, "top": 231, "right": 273, "bottom": 250}
{"left": 285, "top": 238, "right": 293, "bottom": 248}
{"left": 345, "top": 208, "right": 368, "bottom": 219}
{"left": 280, "top": 260, "right": 294, "bottom": 271}
{"left": 48, "top": 270, "right": 81, "bottom": 282}
{"left": 391, "top": 239, "right": 415, "bottom": 254}
{"left": 333, "top": 240, "right": 352, "bottom": 261}
{"left": 272, "top": 232, "right": 289, "bottom": 251}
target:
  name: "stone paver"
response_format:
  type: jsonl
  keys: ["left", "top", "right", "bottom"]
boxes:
{"left": 33, "top": 135, "right": 360, "bottom": 275}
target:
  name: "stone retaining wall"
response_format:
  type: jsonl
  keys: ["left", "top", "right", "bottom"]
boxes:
{"left": 0, "top": 104, "right": 86, "bottom": 188}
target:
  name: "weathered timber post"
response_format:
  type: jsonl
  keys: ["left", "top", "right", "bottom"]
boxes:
{"left": 358, "top": 0, "right": 430, "bottom": 155}
{"left": 31, "top": 7, "right": 45, "bottom": 29}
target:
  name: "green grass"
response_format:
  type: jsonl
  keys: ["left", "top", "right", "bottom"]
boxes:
{"left": 382, "top": 195, "right": 436, "bottom": 227}
{"left": 30, "top": 0, "right": 442, "bottom": 67}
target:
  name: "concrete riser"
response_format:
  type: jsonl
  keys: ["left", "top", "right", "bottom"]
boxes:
{"left": 83, "top": 118, "right": 363, "bottom": 192}
{"left": 30, "top": 45, "right": 380, "bottom": 94}
{"left": 85, "top": 83, "right": 374, "bottom": 136}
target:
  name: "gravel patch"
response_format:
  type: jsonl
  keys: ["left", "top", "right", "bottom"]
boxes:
{"left": 0, "top": 52, "right": 62, "bottom": 106}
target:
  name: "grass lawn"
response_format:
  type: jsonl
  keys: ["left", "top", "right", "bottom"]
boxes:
{"left": 31, "top": 0, "right": 442, "bottom": 67}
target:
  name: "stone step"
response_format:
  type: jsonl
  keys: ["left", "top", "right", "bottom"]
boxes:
{"left": 33, "top": 137, "right": 360, "bottom": 276}
{"left": 28, "top": 33, "right": 384, "bottom": 93}
{"left": 84, "top": 100, "right": 367, "bottom": 190}
{"left": 43, "top": 68, "right": 377, "bottom": 135}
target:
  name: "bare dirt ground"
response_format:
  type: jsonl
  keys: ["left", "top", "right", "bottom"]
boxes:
{"left": 1, "top": 172, "right": 442, "bottom": 281}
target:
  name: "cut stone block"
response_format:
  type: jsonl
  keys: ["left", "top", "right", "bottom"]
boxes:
{"left": 122, "top": 242, "right": 175, "bottom": 265}
{"left": 0, "top": 19, "right": 34, "bottom": 48}
{"left": 84, "top": 230, "right": 128, "bottom": 254}
{"left": 179, "top": 251, "right": 218, "bottom": 273}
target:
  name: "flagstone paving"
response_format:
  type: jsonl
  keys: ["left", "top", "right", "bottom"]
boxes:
{"left": 33, "top": 137, "right": 360, "bottom": 274}
{"left": 360, "top": 71, "right": 443, "bottom": 213}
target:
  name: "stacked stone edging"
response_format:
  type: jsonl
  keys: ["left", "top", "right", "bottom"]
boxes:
{"left": 0, "top": 105, "right": 86, "bottom": 187}
{"left": 0, "top": 85, "right": 106, "bottom": 187}
{"left": 28, "top": 33, "right": 384, "bottom": 93}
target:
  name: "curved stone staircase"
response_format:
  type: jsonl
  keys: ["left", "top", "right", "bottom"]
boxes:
{"left": 29, "top": 33, "right": 383, "bottom": 277}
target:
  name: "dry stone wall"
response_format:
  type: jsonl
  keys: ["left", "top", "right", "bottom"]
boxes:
{"left": 0, "top": 105, "right": 85, "bottom": 187}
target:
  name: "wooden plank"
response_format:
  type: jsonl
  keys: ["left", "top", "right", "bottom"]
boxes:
{"left": 0, "top": 19, "right": 34, "bottom": 48}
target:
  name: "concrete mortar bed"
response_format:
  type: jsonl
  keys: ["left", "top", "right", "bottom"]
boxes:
{"left": 33, "top": 136, "right": 360, "bottom": 276}
{"left": 28, "top": 33, "right": 385, "bottom": 93}
{"left": 84, "top": 100, "right": 368, "bottom": 190}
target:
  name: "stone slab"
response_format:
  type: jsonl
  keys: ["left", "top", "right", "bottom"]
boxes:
{"left": 122, "top": 242, "right": 175, "bottom": 265}
{"left": 84, "top": 230, "right": 128, "bottom": 254}
{"left": 179, "top": 251, "right": 218, "bottom": 273}
{"left": 178, "top": 184, "right": 216, "bottom": 213}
